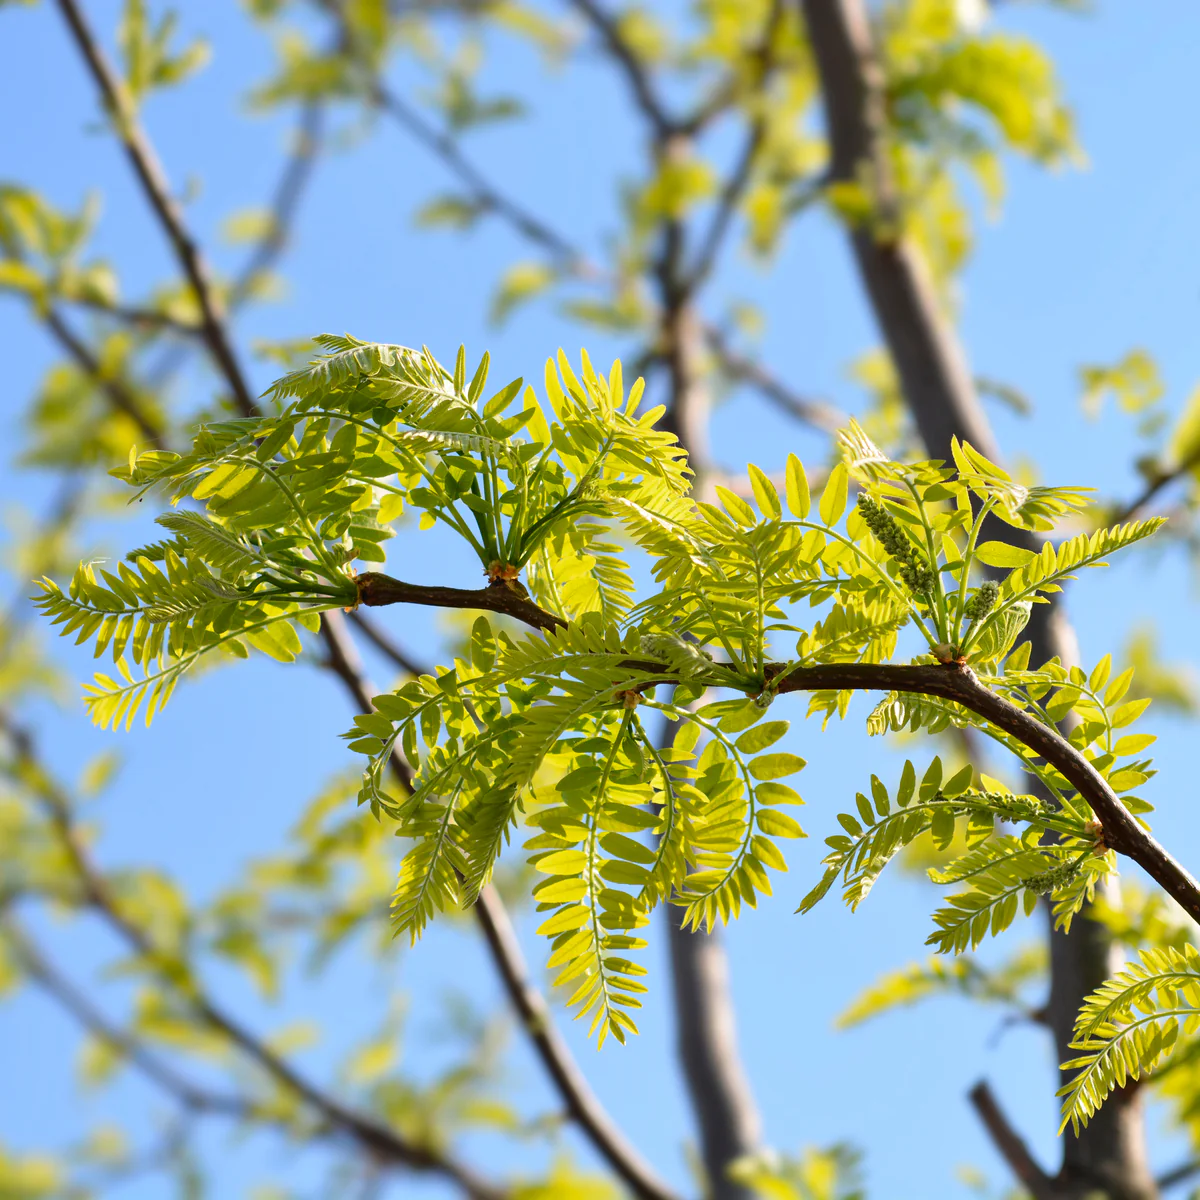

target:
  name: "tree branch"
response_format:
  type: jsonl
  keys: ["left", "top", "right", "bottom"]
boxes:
{"left": 43, "top": 307, "right": 166, "bottom": 446}
{"left": 568, "top": 0, "right": 675, "bottom": 139}
{"left": 347, "top": 610, "right": 428, "bottom": 678}
{"left": 703, "top": 322, "right": 845, "bottom": 433}
{"left": 357, "top": 572, "right": 567, "bottom": 633}
{"left": 3, "top": 918, "right": 248, "bottom": 1119}
{"left": 315, "top": 0, "right": 590, "bottom": 275}
{"left": 319, "top": 612, "right": 679, "bottom": 1200}
{"left": 6, "top": 720, "right": 502, "bottom": 1200}
{"left": 351, "top": 566, "right": 1200, "bottom": 922}
{"left": 684, "top": 0, "right": 784, "bottom": 294}
{"left": 967, "top": 1081, "right": 1056, "bottom": 1200}
{"left": 1157, "top": 1158, "right": 1200, "bottom": 1192}
{"left": 472, "top": 887, "right": 682, "bottom": 1200}
{"left": 54, "top": 0, "right": 256, "bottom": 417}
{"left": 230, "top": 100, "right": 326, "bottom": 308}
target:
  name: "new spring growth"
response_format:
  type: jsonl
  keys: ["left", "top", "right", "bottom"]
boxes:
{"left": 1021, "top": 858, "right": 1083, "bottom": 896}
{"left": 963, "top": 580, "right": 999, "bottom": 624}
{"left": 639, "top": 633, "right": 715, "bottom": 679}
{"left": 855, "top": 494, "right": 937, "bottom": 598}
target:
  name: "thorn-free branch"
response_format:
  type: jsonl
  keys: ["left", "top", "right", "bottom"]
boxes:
{"left": 356, "top": 572, "right": 567, "bottom": 633}
{"left": 43, "top": 307, "right": 166, "bottom": 446}
{"left": 54, "top": 0, "right": 256, "bottom": 416}
{"left": 351, "top": 567, "right": 1200, "bottom": 921}
{"left": 968, "top": 1081, "right": 1056, "bottom": 1200}
{"left": 318, "top": 614, "right": 680, "bottom": 1200}
{"left": 703, "top": 322, "right": 845, "bottom": 434}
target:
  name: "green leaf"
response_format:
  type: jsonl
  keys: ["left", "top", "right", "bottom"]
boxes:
{"left": 973, "top": 541, "right": 1036, "bottom": 568}
{"left": 819, "top": 462, "right": 849, "bottom": 527}
{"left": 785, "top": 454, "right": 810, "bottom": 519}
{"left": 749, "top": 753, "right": 807, "bottom": 781}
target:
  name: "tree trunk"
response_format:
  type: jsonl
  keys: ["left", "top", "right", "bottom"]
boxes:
{"left": 660, "top": 291, "right": 763, "bottom": 1200}
{"left": 798, "top": 2, "right": 1156, "bottom": 1195}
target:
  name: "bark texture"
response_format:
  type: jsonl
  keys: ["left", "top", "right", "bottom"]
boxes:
{"left": 798, "top": 1, "right": 1156, "bottom": 1195}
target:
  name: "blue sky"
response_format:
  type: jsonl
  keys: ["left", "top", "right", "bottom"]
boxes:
{"left": 3, "top": 1, "right": 1200, "bottom": 1196}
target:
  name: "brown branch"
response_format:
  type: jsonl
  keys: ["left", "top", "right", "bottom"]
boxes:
{"left": 314, "top": 0, "right": 589, "bottom": 274}
{"left": 54, "top": 0, "right": 256, "bottom": 417}
{"left": 347, "top": 611, "right": 428, "bottom": 678}
{"left": 1112, "top": 454, "right": 1200, "bottom": 525}
{"left": 1158, "top": 1158, "right": 1200, "bottom": 1192}
{"left": 230, "top": 100, "right": 326, "bottom": 308}
{"left": 43, "top": 307, "right": 166, "bottom": 446}
{"left": 58, "top": 296, "right": 203, "bottom": 338}
{"left": 3, "top": 918, "right": 248, "bottom": 1119}
{"left": 10, "top": 729, "right": 501, "bottom": 1199}
{"left": 357, "top": 572, "right": 567, "bottom": 633}
{"left": 370, "top": 82, "right": 587, "bottom": 271}
{"left": 319, "top": 613, "right": 680, "bottom": 1200}
{"left": 967, "top": 1081, "right": 1056, "bottom": 1200}
{"left": 703, "top": 322, "right": 845, "bottom": 433}
{"left": 352, "top": 569, "right": 1200, "bottom": 921}
{"left": 472, "top": 887, "right": 681, "bottom": 1200}
{"left": 568, "top": 0, "right": 675, "bottom": 139}
{"left": 684, "top": 0, "right": 784, "bottom": 294}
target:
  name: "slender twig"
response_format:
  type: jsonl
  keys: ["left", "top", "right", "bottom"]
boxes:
{"left": 967, "top": 1081, "right": 1056, "bottom": 1200}
{"left": 319, "top": 613, "right": 680, "bottom": 1200}
{"left": 703, "top": 322, "right": 845, "bottom": 433}
{"left": 57, "top": 296, "right": 202, "bottom": 337}
{"left": 43, "top": 307, "right": 165, "bottom": 446}
{"left": 229, "top": 101, "right": 325, "bottom": 307}
{"left": 3, "top": 919, "right": 249, "bottom": 1118}
{"left": 348, "top": 611, "right": 427, "bottom": 678}
{"left": 1158, "top": 1157, "right": 1200, "bottom": 1192}
{"left": 7, "top": 729, "right": 501, "bottom": 1200}
{"left": 1112, "top": 454, "right": 1200, "bottom": 526}
{"left": 568, "top": 0, "right": 674, "bottom": 139}
{"left": 314, "top": 0, "right": 590, "bottom": 274}
{"left": 371, "top": 83, "right": 587, "bottom": 271}
{"left": 54, "top": 0, "right": 256, "bottom": 416}
{"left": 684, "top": 0, "right": 784, "bottom": 294}
{"left": 472, "top": 888, "right": 681, "bottom": 1200}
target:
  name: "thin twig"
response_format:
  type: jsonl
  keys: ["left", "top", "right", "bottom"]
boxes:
{"left": 371, "top": 83, "right": 587, "bottom": 271}
{"left": 685, "top": 0, "right": 784, "bottom": 294}
{"left": 320, "top": 614, "right": 680, "bottom": 1200}
{"left": 703, "top": 322, "right": 845, "bottom": 434}
{"left": 315, "top": 0, "right": 589, "bottom": 274}
{"left": 568, "top": 0, "right": 674, "bottom": 139}
{"left": 229, "top": 101, "right": 326, "bottom": 307}
{"left": 348, "top": 610, "right": 428, "bottom": 678}
{"left": 473, "top": 888, "right": 681, "bottom": 1200}
{"left": 1158, "top": 1157, "right": 1200, "bottom": 1192}
{"left": 44, "top": 307, "right": 166, "bottom": 446}
{"left": 54, "top": 0, "right": 256, "bottom": 416}
{"left": 1111, "top": 454, "right": 1200, "bottom": 526}
{"left": 8, "top": 721, "right": 501, "bottom": 1200}
{"left": 58, "top": 296, "right": 202, "bottom": 337}
{"left": 967, "top": 1081, "right": 1056, "bottom": 1200}
{"left": 3, "top": 919, "right": 248, "bottom": 1118}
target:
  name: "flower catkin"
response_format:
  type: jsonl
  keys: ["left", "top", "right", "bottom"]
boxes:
{"left": 963, "top": 580, "right": 999, "bottom": 623}
{"left": 856, "top": 494, "right": 937, "bottom": 597}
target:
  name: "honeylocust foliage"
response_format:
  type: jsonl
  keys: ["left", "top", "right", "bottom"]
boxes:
{"left": 38, "top": 337, "right": 1168, "bottom": 1061}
